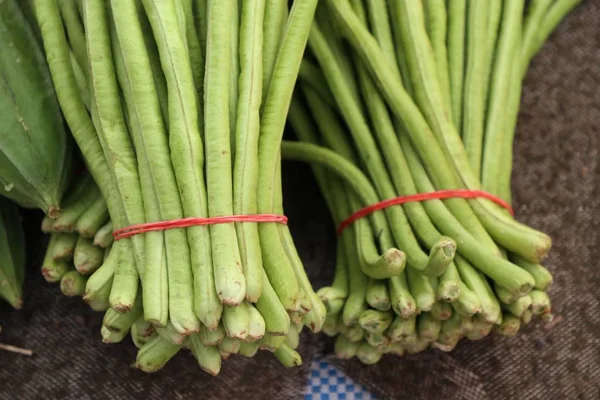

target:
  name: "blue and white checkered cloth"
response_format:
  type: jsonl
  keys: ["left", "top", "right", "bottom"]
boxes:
{"left": 304, "top": 358, "right": 378, "bottom": 400}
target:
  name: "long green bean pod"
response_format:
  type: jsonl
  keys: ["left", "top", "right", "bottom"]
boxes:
{"left": 274, "top": 343, "right": 302, "bottom": 367}
{"left": 189, "top": 335, "right": 222, "bottom": 376}
{"left": 494, "top": 313, "right": 521, "bottom": 337}
{"left": 180, "top": 0, "right": 205, "bottom": 111}
{"left": 365, "top": 279, "right": 391, "bottom": 312}
{"left": 447, "top": 0, "right": 466, "bottom": 129}
{"left": 365, "top": 0, "right": 401, "bottom": 79}
{"left": 218, "top": 336, "right": 242, "bottom": 355}
{"left": 42, "top": 237, "right": 70, "bottom": 283}
{"left": 239, "top": 341, "right": 259, "bottom": 357}
{"left": 58, "top": 0, "right": 88, "bottom": 84}
{"left": 462, "top": 0, "right": 490, "bottom": 175}
{"left": 389, "top": 272, "right": 417, "bottom": 319}
{"left": 143, "top": 0, "right": 221, "bottom": 328}
{"left": 199, "top": 324, "right": 225, "bottom": 346}
{"left": 75, "top": 196, "right": 108, "bottom": 238}
{"left": 247, "top": 303, "right": 266, "bottom": 341}
{"left": 359, "top": 309, "right": 393, "bottom": 334}
{"left": 334, "top": 335, "right": 358, "bottom": 359}
{"left": 339, "top": 323, "right": 364, "bottom": 343}
{"left": 136, "top": 335, "right": 181, "bottom": 373}
{"left": 60, "top": 270, "right": 87, "bottom": 297}
{"left": 103, "top": 292, "right": 143, "bottom": 337}
{"left": 430, "top": 301, "right": 452, "bottom": 321}
{"left": 482, "top": 0, "right": 502, "bottom": 109}
{"left": 386, "top": 316, "right": 416, "bottom": 342}
{"left": 73, "top": 236, "right": 103, "bottom": 275}
{"left": 504, "top": 294, "right": 532, "bottom": 318}
{"left": 83, "top": 247, "right": 116, "bottom": 311}
{"left": 436, "top": 262, "right": 460, "bottom": 302}
{"left": 339, "top": 194, "right": 368, "bottom": 327}
{"left": 203, "top": 0, "right": 246, "bottom": 306}
{"left": 192, "top": 0, "right": 207, "bottom": 56}
{"left": 156, "top": 321, "right": 187, "bottom": 345}
{"left": 452, "top": 277, "right": 482, "bottom": 317}
{"left": 322, "top": 313, "right": 341, "bottom": 337}
{"left": 406, "top": 267, "right": 435, "bottom": 313}
{"left": 257, "top": 0, "right": 318, "bottom": 312}
{"left": 279, "top": 220, "right": 326, "bottom": 332}
{"left": 530, "top": 290, "right": 551, "bottom": 316}
{"left": 261, "top": 0, "right": 287, "bottom": 103}
{"left": 365, "top": 331, "right": 388, "bottom": 350}
{"left": 131, "top": 317, "right": 156, "bottom": 349}
{"left": 466, "top": 314, "right": 494, "bottom": 341}
{"left": 47, "top": 232, "right": 77, "bottom": 262}
{"left": 481, "top": 0, "right": 524, "bottom": 195}
{"left": 417, "top": 312, "right": 442, "bottom": 342}
{"left": 521, "top": 309, "right": 533, "bottom": 325}
{"left": 521, "top": 0, "right": 553, "bottom": 74}
{"left": 456, "top": 256, "right": 501, "bottom": 324}
{"left": 317, "top": 242, "right": 349, "bottom": 315}
{"left": 223, "top": 303, "right": 250, "bottom": 340}
{"left": 314, "top": 5, "right": 361, "bottom": 105}
{"left": 233, "top": 0, "right": 266, "bottom": 303}
{"left": 424, "top": 0, "right": 452, "bottom": 116}
{"left": 255, "top": 270, "right": 290, "bottom": 337}
{"left": 84, "top": 0, "right": 144, "bottom": 311}
{"left": 356, "top": 342, "right": 382, "bottom": 365}
{"left": 510, "top": 254, "right": 553, "bottom": 290}
{"left": 93, "top": 221, "right": 114, "bottom": 248}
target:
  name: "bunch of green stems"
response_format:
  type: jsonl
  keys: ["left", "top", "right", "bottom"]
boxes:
{"left": 33, "top": 0, "right": 323, "bottom": 373}
{"left": 283, "top": 0, "right": 577, "bottom": 362}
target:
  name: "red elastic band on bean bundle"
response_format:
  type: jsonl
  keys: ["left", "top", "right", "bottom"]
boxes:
{"left": 336, "top": 189, "right": 514, "bottom": 236}
{"left": 112, "top": 190, "right": 512, "bottom": 241}
{"left": 112, "top": 214, "right": 288, "bottom": 241}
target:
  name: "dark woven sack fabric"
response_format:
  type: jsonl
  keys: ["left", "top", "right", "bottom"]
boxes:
{"left": 1, "top": 1, "right": 599, "bottom": 399}
{"left": 325, "top": 1, "right": 600, "bottom": 399}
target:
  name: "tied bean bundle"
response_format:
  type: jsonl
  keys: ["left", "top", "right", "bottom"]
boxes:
{"left": 32, "top": 0, "right": 323, "bottom": 374}
{"left": 283, "top": 0, "right": 577, "bottom": 361}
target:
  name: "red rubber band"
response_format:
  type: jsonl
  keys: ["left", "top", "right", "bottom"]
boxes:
{"left": 112, "top": 214, "right": 288, "bottom": 241}
{"left": 336, "top": 189, "right": 513, "bottom": 236}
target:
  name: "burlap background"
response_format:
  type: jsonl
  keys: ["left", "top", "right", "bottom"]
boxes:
{"left": 1, "top": 1, "right": 598, "bottom": 399}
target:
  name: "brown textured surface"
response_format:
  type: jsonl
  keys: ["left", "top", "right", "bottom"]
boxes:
{"left": 1, "top": 1, "right": 599, "bottom": 399}
{"left": 327, "top": 1, "right": 600, "bottom": 399}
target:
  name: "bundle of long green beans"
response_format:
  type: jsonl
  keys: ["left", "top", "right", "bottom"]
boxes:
{"left": 3, "top": 0, "right": 579, "bottom": 373}
{"left": 29, "top": 0, "right": 324, "bottom": 373}
{"left": 283, "top": 0, "right": 578, "bottom": 363}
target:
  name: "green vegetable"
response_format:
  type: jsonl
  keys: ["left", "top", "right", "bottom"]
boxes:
{"left": 0, "top": 198, "right": 25, "bottom": 308}
{"left": 0, "top": 0, "right": 71, "bottom": 216}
